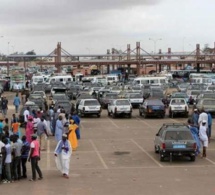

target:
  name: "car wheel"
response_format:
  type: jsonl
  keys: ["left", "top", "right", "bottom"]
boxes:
{"left": 128, "top": 113, "right": 132, "bottom": 118}
{"left": 108, "top": 110, "right": 111, "bottom": 116}
{"left": 97, "top": 114, "right": 101, "bottom": 118}
{"left": 159, "top": 152, "right": 165, "bottom": 162}
{"left": 190, "top": 156, "right": 196, "bottom": 162}
{"left": 154, "top": 146, "right": 159, "bottom": 153}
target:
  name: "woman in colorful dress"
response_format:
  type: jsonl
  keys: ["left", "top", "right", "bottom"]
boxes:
{"left": 25, "top": 116, "right": 34, "bottom": 143}
{"left": 68, "top": 119, "right": 78, "bottom": 151}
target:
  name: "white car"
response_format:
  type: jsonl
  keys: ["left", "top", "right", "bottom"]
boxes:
{"left": 107, "top": 99, "right": 132, "bottom": 118}
{"left": 78, "top": 99, "right": 102, "bottom": 117}
{"left": 32, "top": 91, "right": 47, "bottom": 99}
{"left": 169, "top": 98, "right": 189, "bottom": 118}
{"left": 125, "top": 93, "right": 143, "bottom": 108}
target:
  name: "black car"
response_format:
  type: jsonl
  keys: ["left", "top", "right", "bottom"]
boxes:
{"left": 99, "top": 93, "right": 118, "bottom": 109}
{"left": 139, "top": 99, "right": 165, "bottom": 118}
{"left": 154, "top": 123, "right": 197, "bottom": 162}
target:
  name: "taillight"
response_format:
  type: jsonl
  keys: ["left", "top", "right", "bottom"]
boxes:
{"left": 161, "top": 143, "right": 166, "bottom": 149}
{"left": 115, "top": 107, "right": 117, "bottom": 112}
{"left": 193, "top": 143, "right": 197, "bottom": 150}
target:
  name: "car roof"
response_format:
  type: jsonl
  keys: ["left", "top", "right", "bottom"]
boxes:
{"left": 145, "top": 99, "right": 164, "bottom": 105}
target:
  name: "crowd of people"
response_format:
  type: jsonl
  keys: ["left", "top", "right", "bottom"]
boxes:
{"left": 189, "top": 108, "right": 213, "bottom": 158}
{"left": 0, "top": 93, "right": 81, "bottom": 183}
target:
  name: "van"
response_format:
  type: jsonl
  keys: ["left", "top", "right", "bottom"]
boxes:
{"left": 32, "top": 75, "right": 49, "bottom": 85}
{"left": 133, "top": 76, "right": 168, "bottom": 87}
{"left": 191, "top": 77, "right": 212, "bottom": 85}
{"left": 47, "top": 75, "right": 73, "bottom": 85}
{"left": 106, "top": 75, "right": 119, "bottom": 84}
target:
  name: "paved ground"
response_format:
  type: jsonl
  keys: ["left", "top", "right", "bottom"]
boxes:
{"left": 1, "top": 92, "right": 215, "bottom": 195}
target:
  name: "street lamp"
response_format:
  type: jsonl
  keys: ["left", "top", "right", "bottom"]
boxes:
{"left": 149, "top": 38, "right": 162, "bottom": 54}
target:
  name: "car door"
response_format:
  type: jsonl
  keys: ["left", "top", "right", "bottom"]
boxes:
{"left": 154, "top": 127, "right": 165, "bottom": 149}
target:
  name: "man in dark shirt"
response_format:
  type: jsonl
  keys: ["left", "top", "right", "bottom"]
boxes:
{"left": 1, "top": 96, "right": 8, "bottom": 118}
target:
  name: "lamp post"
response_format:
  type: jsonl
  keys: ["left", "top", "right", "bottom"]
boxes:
{"left": 149, "top": 38, "right": 162, "bottom": 54}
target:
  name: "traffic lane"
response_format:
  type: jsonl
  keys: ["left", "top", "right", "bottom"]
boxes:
{"left": 2, "top": 167, "right": 215, "bottom": 195}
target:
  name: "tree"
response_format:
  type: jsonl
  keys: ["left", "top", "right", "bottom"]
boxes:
{"left": 25, "top": 50, "right": 36, "bottom": 61}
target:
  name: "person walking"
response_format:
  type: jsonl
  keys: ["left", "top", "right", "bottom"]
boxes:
{"left": 207, "top": 111, "right": 212, "bottom": 143}
{"left": 71, "top": 112, "right": 81, "bottom": 140}
{"left": 1, "top": 96, "right": 8, "bottom": 118}
{"left": 13, "top": 93, "right": 21, "bottom": 114}
{"left": 199, "top": 120, "right": 208, "bottom": 158}
{"left": 3, "top": 138, "right": 12, "bottom": 183}
{"left": 187, "top": 119, "right": 201, "bottom": 156}
{"left": 28, "top": 134, "right": 43, "bottom": 181}
{"left": 23, "top": 107, "right": 30, "bottom": 126}
{"left": 25, "top": 116, "right": 34, "bottom": 144}
{"left": 54, "top": 134, "right": 72, "bottom": 179}
{"left": 11, "top": 135, "right": 22, "bottom": 181}
{"left": 55, "top": 116, "right": 64, "bottom": 142}
{"left": 192, "top": 109, "right": 199, "bottom": 127}
{"left": 0, "top": 137, "right": 5, "bottom": 182}
{"left": 68, "top": 119, "right": 78, "bottom": 151}
{"left": 21, "top": 136, "right": 30, "bottom": 179}
{"left": 198, "top": 109, "right": 208, "bottom": 127}
{"left": 37, "top": 118, "right": 48, "bottom": 151}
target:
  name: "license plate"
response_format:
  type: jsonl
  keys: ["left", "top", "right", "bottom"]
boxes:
{"left": 152, "top": 106, "right": 161, "bottom": 110}
{"left": 173, "top": 144, "right": 186, "bottom": 149}
{"left": 175, "top": 107, "right": 182, "bottom": 110}
{"left": 120, "top": 108, "right": 126, "bottom": 111}
{"left": 89, "top": 107, "right": 96, "bottom": 109}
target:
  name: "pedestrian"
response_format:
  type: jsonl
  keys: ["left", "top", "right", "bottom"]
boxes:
{"left": 0, "top": 118, "right": 4, "bottom": 137}
{"left": 198, "top": 109, "right": 208, "bottom": 127}
{"left": 192, "top": 109, "right": 199, "bottom": 127}
{"left": 54, "top": 134, "right": 72, "bottom": 179}
{"left": 207, "top": 111, "right": 212, "bottom": 142}
{"left": 199, "top": 120, "right": 208, "bottom": 158}
{"left": 11, "top": 135, "right": 22, "bottom": 181}
{"left": 37, "top": 118, "right": 49, "bottom": 151}
{"left": 25, "top": 116, "right": 34, "bottom": 144}
{"left": 11, "top": 114, "right": 19, "bottom": 124}
{"left": 71, "top": 111, "right": 81, "bottom": 139}
{"left": 23, "top": 107, "right": 30, "bottom": 126}
{"left": 13, "top": 93, "right": 21, "bottom": 114}
{"left": 11, "top": 117, "right": 21, "bottom": 138}
{"left": 3, "top": 118, "right": 9, "bottom": 135}
{"left": 0, "top": 136, "right": 5, "bottom": 182}
{"left": 2, "top": 138, "right": 11, "bottom": 183}
{"left": 33, "top": 115, "right": 41, "bottom": 134}
{"left": 187, "top": 119, "right": 201, "bottom": 156}
{"left": 68, "top": 119, "right": 78, "bottom": 151}
{"left": 28, "top": 134, "right": 43, "bottom": 181}
{"left": 1, "top": 96, "right": 8, "bottom": 118}
{"left": 21, "top": 136, "right": 30, "bottom": 179}
{"left": 55, "top": 116, "right": 64, "bottom": 142}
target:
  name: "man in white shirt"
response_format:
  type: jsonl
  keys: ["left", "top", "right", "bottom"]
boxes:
{"left": 23, "top": 107, "right": 30, "bottom": 123}
{"left": 33, "top": 115, "right": 41, "bottom": 133}
{"left": 198, "top": 109, "right": 208, "bottom": 127}
{"left": 0, "top": 139, "right": 5, "bottom": 182}
{"left": 199, "top": 120, "right": 208, "bottom": 158}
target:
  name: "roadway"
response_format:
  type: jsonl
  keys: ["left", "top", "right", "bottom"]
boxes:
{"left": 1, "top": 93, "right": 215, "bottom": 195}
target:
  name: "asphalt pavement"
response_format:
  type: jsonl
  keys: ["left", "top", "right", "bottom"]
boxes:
{"left": 1, "top": 92, "right": 215, "bottom": 195}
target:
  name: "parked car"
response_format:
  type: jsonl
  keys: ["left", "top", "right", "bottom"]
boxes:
{"left": 154, "top": 123, "right": 197, "bottom": 162}
{"left": 139, "top": 99, "right": 165, "bottom": 118}
{"left": 99, "top": 93, "right": 118, "bottom": 109}
{"left": 196, "top": 98, "right": 215, "bottom": 115}
{"left": 107, "top": 99, "right": 132, "bottom": 118}
{"left": 171, "top": 92, "right": 189, "bottom": 104}
{"left": 169, "top": 98, "right": 189, "bottom": 118}
{"left": 125, "top": 93, "right": 143, "bottom": 108}
{"left": 55, "top": 100, "right": 72, "bottom": 114}
{"left": 196, "top": 92, "right": 215, "bottom": 104}
{"left": 78, "top": 99, "right": 101, "bottom": 117}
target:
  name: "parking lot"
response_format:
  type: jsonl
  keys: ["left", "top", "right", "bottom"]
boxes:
{"left": 2, "top": 95, "right": 215, "bottom": 195}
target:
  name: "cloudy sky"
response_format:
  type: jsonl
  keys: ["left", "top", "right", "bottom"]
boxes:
{"left": 0, "top": 0, "right": 214, "bottom": 55}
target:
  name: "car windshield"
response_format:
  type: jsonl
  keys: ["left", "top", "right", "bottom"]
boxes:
{"left": 208, "top": 86, "right": 215, "bottom": 90}
{"left": 84, "top": 100, "right": 100, "bottom": 106}
{"left": 203, "top": 100, "right": 215, "bottom": 105}
{"left": 172, "top": 93, "right": 187, "bottom": 98}
{"left": 116, "top": 100, "right": 130, "bottom": 105}
{"left": 106, "top": 94, "right": 118, "bottom": 98}
{"left": 191, "top": 91, "right": 200, "bottom": 95}
{"left": 165, "top": 131, "right": 193, "bottom": 140}
{"left": 203, "top": 94, "right": 215, "bottom": 98}
{"left": 171, "top": 99, "right": 185, "bottom": 104}
{"left": 53, "top": 95, "right": 66, "bottom": 99}
{"left": 130, "top": 94, "right": 142, "bottom": 98}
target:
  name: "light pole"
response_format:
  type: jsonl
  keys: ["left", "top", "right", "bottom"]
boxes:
{"left": 149, "top": 38, "right": 162, "bottom": 54}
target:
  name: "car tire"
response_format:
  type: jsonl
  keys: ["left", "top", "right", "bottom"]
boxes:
{"left": 190, "top": 156, "right": 196, "bottom": 162}
{"left": 97, "top": 114, "right": 101, "bottom": 118}
{"left": 154, "top": 146, "right": 159, "bottom": 153}
{"left": 108, "top": 110, "right": 111, "bottom": 116}
{"left": 128, "top": 113, "right": 132, "bottom": 118}
{"left": 159, "top": 152, "right": 165, "bottom": 162}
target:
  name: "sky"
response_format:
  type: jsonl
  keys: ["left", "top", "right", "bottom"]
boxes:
{"left": 0, "top": 0, "right": 215, "bottom": 55}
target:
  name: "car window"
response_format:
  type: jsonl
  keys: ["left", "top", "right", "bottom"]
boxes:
{"left": 116, "top": 100, "right": 130, "bottom": 105}
{"left": 165, "top": 131, "right": 193, "bottom": 140}
{"left": 84, "top": 100, "right": 99, "bottom": 106}
{"left": 171, "top": 99, "right": 185, "bottom": 104}
{"left": 203, "top": 100, "right": 215, "bottom": 105}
